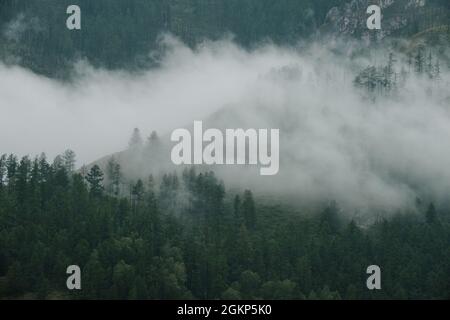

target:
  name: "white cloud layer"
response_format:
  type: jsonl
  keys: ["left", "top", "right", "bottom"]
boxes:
{"left": 1, "top": 35, "right": 449, "bottom": 212}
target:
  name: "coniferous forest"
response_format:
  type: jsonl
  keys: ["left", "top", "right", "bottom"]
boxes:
{"left": 1, "top": 0, "right": 450, "bottom": 301}
{"left": 0, "top": 152, "right": 449, "bottom": 299}
{"left": 1, "top": 0, "right": 449, "bottom": 78}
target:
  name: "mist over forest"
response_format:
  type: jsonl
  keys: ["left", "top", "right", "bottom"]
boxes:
{"left": 1, "top": 34, "right": 450, "bottom": 212}
{"left": 0, "top": 0, "right": 449, "bottom": 300}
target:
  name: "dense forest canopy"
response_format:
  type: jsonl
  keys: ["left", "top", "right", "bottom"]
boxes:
{"left": 0, "top": 0, "right": 448, "bottom": 77}
{"left": 0, "top": 0, "right": 349, "bottom": 76}
{"left": 0, "top": 0, "right": 450, "bottom": 300}
{"left": 0, "top": 152, "right": 449, "bottom": 299}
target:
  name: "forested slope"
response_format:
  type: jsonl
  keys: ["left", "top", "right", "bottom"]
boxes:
{"left": 1, "top": 0, "right": 448, "bottom": 77}
{"left": 0, "top": 154, "right": 449, "bottom": 299}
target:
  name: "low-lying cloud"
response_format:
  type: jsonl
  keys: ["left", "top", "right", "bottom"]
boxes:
{"left": 1, "top": 35, "right": 449, "bottom": 212}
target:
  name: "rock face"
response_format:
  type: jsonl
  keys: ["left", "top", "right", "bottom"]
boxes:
{"left": 321, "top": 0, "right": 449, "bottom": 43}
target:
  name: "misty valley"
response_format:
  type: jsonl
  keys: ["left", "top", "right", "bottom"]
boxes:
{"left": 0, "top": 0, "right": 449, "bottom": 302}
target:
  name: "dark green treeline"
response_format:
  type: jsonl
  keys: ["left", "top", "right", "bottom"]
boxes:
{"left": 0, "top": 152, "right": 449, "bottom": 299}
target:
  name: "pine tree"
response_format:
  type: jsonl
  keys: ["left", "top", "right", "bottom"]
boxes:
{"left": 128, "top": 127, "right": 143, "bottom": 148}
{"left": 426, "top": 52, "right": 434, "bottom": 78}
{"left": 320, "top": 200, "right": 340, "bottom": 234}
{"left": 52, "top": 155, "right": 65, "bottom": 171}
{"left": 16, "top": 156, "right": 31, "bottom": 204}
{"left": 385, "top": 52, "right": 396, "bottom": 91}
{"left": 415, "top": 46, "right": 425, "bottom": 74}
{"left": 407, "top": 51, "right": 413, "bottom": 72}
{"left": 106, "top": 157, "right": 122, "bottom": 196}
{"left": 242, "top": 190, "right": 256, "bottom": 230}
{"left": 147, "top": 130, "right": 159, "bottom": 145}
{"left": 38, "top": 153, "right": 50, "bottom": 183}
{"left": 62, "top": 149, "right": 76, "bottom": 173}
{"left": 132, "top": 179, "right": 145, "bottom": 211}
{"left": 86, "top": 165, "right": 104, "bottom": 197}
{"left": 233, "top": 194, "right": 242, "bottom": 225}
{"left": 434, "top": 60, "right": 441, "bottom": 80}
{"left": 0, "top": 154, "right": 6, "bottom": 189}
{"left": 6, "top": 154, "right": 18, "bottom": 189}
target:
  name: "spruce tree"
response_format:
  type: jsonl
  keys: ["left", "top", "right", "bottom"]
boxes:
{"left": 86, "top": 165, "right": 104, "bottom": 197}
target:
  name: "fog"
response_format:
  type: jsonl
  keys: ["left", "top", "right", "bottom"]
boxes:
{"left": 0, "top": 36, "right": 299, "bottom": 164}
{"left": 1, "top": 35, "right": 449, "bottom": 211}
